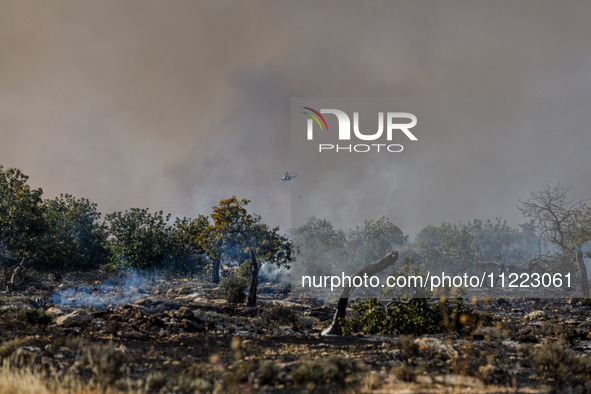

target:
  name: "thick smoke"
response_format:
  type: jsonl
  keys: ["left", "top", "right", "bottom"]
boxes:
{"left": 1, "top": 1, "right": 591, "bottom": 236}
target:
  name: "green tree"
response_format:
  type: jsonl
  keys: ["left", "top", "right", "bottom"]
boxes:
{"left": 41, "top": 194, "right": 108, "bottom": 271}
{"left": 105, "top": 208, "right": 172, "bottom": 270}
{"left": 0, "top": 166, "right": 45, "bottom": 265}
{"left": 170, "top": 215, "right": 209, "bottom": 273}
{"left": 207, "top": 197, "right": 290, "bottom": 307}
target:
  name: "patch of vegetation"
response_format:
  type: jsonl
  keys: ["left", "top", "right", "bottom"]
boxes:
{"left": 292, "top": 356, "right": 350, "bottom": 385}
{"left": 529, "top": 339, "right": 591, "bottom": 388}
{"left": 399, "top": 335, "right": 419, "bottom": 359}
{"left": 80, "top": 342, "right": 125, "bottom": 384}
{"left": 259, "top": 303, "right": 300, "bottom": 328}
{"left": 394, "top": 364, "right": 416, "bottom": 382}
{"left": 257, "top": 360, "right": 278, "bottom": 385}
{"left": 146, "top": 371, "right": 167, "bottom": 391}
{"left": 0, "top": 337, "right": 34, "bottom": 359}
{"left": 19, "top": 309, "right": 52, "bottom": 325}
{"left": 340, "top": 298, "right": 481, "bottom": 336}
{"left": 221, "top": 275, "right": 248, "bottom": 304}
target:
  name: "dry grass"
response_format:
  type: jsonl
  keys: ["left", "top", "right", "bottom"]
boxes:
{"left": 0, "top": 361, "right": 136, "bottom": 394}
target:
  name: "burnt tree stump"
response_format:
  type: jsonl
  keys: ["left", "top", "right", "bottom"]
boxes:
{"left": 322, "top": 251, "right": 399, "bottom": 335}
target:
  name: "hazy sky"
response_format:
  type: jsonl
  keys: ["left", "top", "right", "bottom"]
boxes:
{"left": 2, "top": 1, "right": 591, "bottom": 238}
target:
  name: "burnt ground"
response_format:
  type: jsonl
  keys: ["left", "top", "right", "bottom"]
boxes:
{"left": 2, "top": 272, "right": 591, "bottom": 393}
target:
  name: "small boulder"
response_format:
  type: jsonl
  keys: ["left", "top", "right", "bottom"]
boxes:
{"left": 414, "top": 337, "right": 458, "bottom": 360}
{"left": 524, "top": 310, "right": 546, "bottom": 321}
{"left": 55, "top": 310, "right": 92, "bottom": 327}
{"left": 45, "top": 307, "right": 65, "bottom": 316}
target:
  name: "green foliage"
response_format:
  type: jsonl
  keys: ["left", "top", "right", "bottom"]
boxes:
{"left": 235, "top": 260, "right": 252, "bottom": 279}
{"left": 0, "top": 167, "right": 109, "bottom": 272}
{"left": 19, "top": 308, "right": 52, "bottom": 325}
{"left": 206, "top": 197, "right": 291, "bottom": 306}
{"left": 40, "top": 194, "right": 107, "bottom": 271}
{"left": 105, "top": 208, "right": 205, "bottom": 272}
{"left": 0, "top": 166, "right": 45, "bottom": 264}
{"left": 340, "top": 298, "right": 480, "bottom": 336}
{"left": 105, "top": 208, "right": 171, "bottom": 270}
{"left": 221, "top": 275, "right": 248, "bottom": 304}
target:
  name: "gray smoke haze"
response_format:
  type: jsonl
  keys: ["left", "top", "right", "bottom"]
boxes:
{"left": 2, "top": 1, "right": 591, "bottom": 237}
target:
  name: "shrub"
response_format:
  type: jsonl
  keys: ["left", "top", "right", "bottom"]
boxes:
{"left": 81, "top": 342, "right": 124, "bottom": 384}
{"left": 0, "top": 337, "right": 34, "bottom": 359}
{"left": 146, "top": 372, "right": 167, "bottom": 391}
{"left": 259, "top": 304, "right": 300, "bottom": 328}
{"left": 292, "top": 356, "right": 349, "bottom": 384}
{"left": 19, "top": 309, "right": 52, "bottom": 325}
{"left": 529, "top": 340, "right": 590, "bottom": 387}
{"left": 394, "top": 364, "right": 416, "bottom": 383}
{"left": 340, "top": 298, "right": 481, "bottom": 336}
{"left": 399, "top": 335, "right": 418, "bottom": 359}
{"left": 221, "top": 275, "right": 248, "bottom": 304}
{"left": 257, "top": 360, "right": 278, "bottom": 385}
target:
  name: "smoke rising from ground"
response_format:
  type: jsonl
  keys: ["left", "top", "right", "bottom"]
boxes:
{"left": 52, "top": 271, "right": 157, "bottom": 308}
{"left": 2, "top": 1, "right": 591, "bottom": 236}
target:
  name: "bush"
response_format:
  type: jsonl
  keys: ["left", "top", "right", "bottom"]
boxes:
{"left": 394, "top": 364, "right": 416, "bottom": 383}
{"left": 259, "top": 304, "right": 300, "bottom": 328}
{"left": 146, "top": 372, "right": 167, "bottom": 391}
{"left": 292, "top": 356, "right": 349, "bottom": 384}
{"left": 221, "top": 275, "right": 248, "bottom": 304}
{"left": 340, "top": 298, "right": 480, "bottom": 336}
{"left": 81, "top": 342, "right": 124, "bottom": 384}
{"left": 236, "top": 261, "right": 251, "bottom": 279}
{"left": 0, "top": 337, "right": 34, "bottom": 359}
{"left": 19, "top": 309, "right": 52, "bottom": 325}
{"left": 529, "top": 340, "right": 590, "bottom": 387}
{"left": 399, "top": 335, "right": 418, "bottom": 359}
{"left": 257, "top": 360, "right": 278, "bottom": 385}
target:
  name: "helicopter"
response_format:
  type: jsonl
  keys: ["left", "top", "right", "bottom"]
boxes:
{"left": 280, "top": 171, "right": 297, "bottom": 182}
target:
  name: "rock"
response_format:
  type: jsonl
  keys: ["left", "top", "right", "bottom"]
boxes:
{"left": 177, "top": 287, "right": 193, "bottom": 295}
{"left": 19, "top": 346, "right": 41, "bottom": 353}
{"left": 524, "top": 310, "right": 546, "bottom": 321}
{"left": 45, "top": 307, "right": 65, "bottom": 316}
{"left": 133, "top": 298, "right": 152, "bottom": 306}
{"left": 182, "top": 318, "right": 204, "bottom": 332}
{"left": 302, "top": 318, "right": 314, "bottom": 329}
{"left": 55, "top": 310, "right": 92, "bottom": 327}
{"left": 177, "top": 306, "right": 190, "bottom": 317}
{"left": 414, "top": 337, "right": 458, "bottom": 360}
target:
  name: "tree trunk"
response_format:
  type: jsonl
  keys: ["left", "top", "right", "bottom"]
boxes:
{"left": 212, "top": 257, "right": 221, "bottom": 283}
{"left": 577, "top": 250, "right": 589, "bottom": 297}
{"left": 7, "top": 258, "right": 25, "bottom": 291}
{"left": 247, "top": 251, "right": 259, "bottom": 307}
{"left": 322, "top": 251, "right": 399, "bottom": 335}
